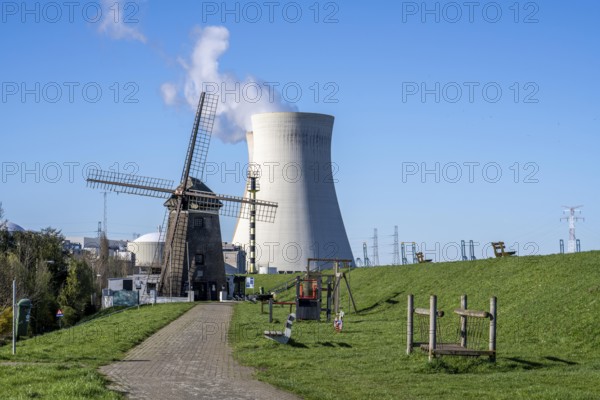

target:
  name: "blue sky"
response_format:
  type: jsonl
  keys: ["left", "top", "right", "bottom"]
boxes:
{"left": 1, "top": 1, "right": 599, "bottom": 263}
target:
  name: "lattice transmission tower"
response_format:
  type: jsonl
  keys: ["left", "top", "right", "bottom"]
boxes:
{"left": 392, "top": 226, "right": 401, "bottom": 265}
{"left": 371, "top": 228, "right": 380, "bottom": 266}
{"left": 561, "top": 205, "right": 584, "bottom": 253}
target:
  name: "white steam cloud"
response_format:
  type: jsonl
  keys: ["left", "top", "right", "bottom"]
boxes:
{"left": 98, "top": 0, "right": 147, "bottom": 43}
{"left": 161, "top": 26, "right": 296, "bottom": 143}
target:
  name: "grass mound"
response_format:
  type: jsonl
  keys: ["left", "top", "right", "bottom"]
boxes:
{"left": 231, "top": 251, "right": 600, "bottom": 399}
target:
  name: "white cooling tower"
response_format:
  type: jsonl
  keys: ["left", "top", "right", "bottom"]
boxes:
{"left": 232, "top": 112, "right": 353, "bottom": 272}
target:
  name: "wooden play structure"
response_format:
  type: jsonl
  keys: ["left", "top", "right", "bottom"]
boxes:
{"left": 406, "top": 294, "right": 497, "bottom": 362}
{"left": 295, "top": 258, "right": 357, "bottom": 321}
{"left": 491, "top": 241, "right": 516, "bottom": 257}
{"left": 264, "top": 313, "right": 295, "bottom": 344}
{"left": 265, "top": 299, "right": 295, "bottom": 323}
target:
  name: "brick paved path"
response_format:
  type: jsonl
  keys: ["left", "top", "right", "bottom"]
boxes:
{"left": 100, "top": 303, "right": 300, "bottom": 399}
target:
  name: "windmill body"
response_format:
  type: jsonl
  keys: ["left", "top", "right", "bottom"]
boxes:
{"left": 87, "top": 93, "right": 277, "bottom": 298}
{"left": 160, "top": 178, "right": 226, "bottom": 299}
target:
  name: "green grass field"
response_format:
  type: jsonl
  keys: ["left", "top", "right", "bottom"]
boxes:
{"left": 1, "top": 253, "right": 598, "bottom": 399}
{"left": 0, "top": 302, "right": 196, "bottom": 399}
{"left": 230, "top": 252, "right": 600, "bottom": 399}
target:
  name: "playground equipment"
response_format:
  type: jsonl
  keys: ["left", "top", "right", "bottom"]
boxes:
{"left": 266, "top": 298, "right": 295, "bottom": 323}
{"left": 296, "top": 275, "right": 322, "bottom": 320}
{"left": 491, "top": 242, "right": 516, "bottom": 257}
{"left": 407, "top": 294, "right": 497, "bottom": 362}
{"left": 333, "top": 311, "right": 344, "bottom": 332}
{"left": 264, "top": 313, "right": 295, "bottom": 344}
{"left": 295, "top": 258, "right": 357, "bottom": 321}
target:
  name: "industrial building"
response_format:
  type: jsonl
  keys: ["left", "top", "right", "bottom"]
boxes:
{"left": 232, "top": 112, "right": 354, "bottom": 273}
{"left": 223, "top": 242, "right": 246, "bottom": 274}
{"left": 65, "top": 236, "right": 130, "bottom": 257}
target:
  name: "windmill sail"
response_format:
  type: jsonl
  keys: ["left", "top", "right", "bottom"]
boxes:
{"left": 186, "top": 190, "right": 277, "bottom": 223}
{"left": 87, "top": 169, "right": 174, "bottom": 199}
{"left": 181, "top": 92, "right": 219, "bottom": 184}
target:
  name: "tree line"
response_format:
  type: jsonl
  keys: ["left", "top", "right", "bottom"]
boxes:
{"left": 0, "top": 202, "right": 131, "bottom": 339}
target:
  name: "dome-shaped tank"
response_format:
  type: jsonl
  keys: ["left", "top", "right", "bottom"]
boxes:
{"left": 1, "top": 221, "right": 25, "bottom": 233}
{"left": 127, "top": 232, "right": 164, "bottom": 267}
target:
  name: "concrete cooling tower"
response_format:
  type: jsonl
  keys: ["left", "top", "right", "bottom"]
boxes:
{"left": 232, "top": 112, "right": 353, "bottom": 272}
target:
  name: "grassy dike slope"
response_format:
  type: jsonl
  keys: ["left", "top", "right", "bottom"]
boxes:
{"left": 231, "top": 252, "right": 600, "bottom": 400}
{"left": 0, "top": 302, "right": 196, "bottom": 399}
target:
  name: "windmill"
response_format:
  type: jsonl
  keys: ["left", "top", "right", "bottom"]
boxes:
{"left": 87, "top": 92, "right": 277, "bottom": 299}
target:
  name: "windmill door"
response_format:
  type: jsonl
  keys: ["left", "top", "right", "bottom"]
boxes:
{"left": 209, "top": 281, "right": 218, "bottom": 301}
{"left": 197, "top": 282, "right": 208, "bottom": 301}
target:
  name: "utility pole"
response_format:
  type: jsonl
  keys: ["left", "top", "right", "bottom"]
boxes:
{"left": 102, "top": 192, "right": 109, "bottom": 237}
{"left": 371, "top": 228, "right": 380, "bottom": 266}
{"left": 247, "top": 169, "right": 259, "bottom": 274}
{"left": 12, "top": 279, "right": 16, "bottom": 355}
{"left": 392, "top": 226, "right": 400, "bottom": 265}
{"left": 561, "top": 205, "right": 584, "bottom": 253}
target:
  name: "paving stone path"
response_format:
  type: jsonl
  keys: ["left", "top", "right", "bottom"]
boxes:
{"left": 100, "top": 303, "right": 300, "bottom": 399}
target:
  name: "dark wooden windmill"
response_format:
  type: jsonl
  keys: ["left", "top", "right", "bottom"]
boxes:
{"left": 87, "top": 93, "right": 277, "bottom": 299}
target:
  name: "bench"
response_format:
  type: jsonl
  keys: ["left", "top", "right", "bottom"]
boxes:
{"left": 416, "top": 252, "right": 432, "bottom": 263}
{"left": 491, "top": 242, "right": 516, "bottom": 258}
{"left": 264, "top": 313, "right": 295, "bottom": 344}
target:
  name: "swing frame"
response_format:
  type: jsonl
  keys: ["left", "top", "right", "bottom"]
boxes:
{"left": 406, "top": 294, "right": 497, "bottom": 362}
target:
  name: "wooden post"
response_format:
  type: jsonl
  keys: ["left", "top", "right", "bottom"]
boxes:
{"left": 460, "top": 294, "right": 467, "bottom": 348}
{"left": 333, "top": 274, "right": 341, "bottom": 315}
{"left": 489, "top": 296, "right": 497, "bottom": 361}
{"left": 429, "top": 295, "right": 437, "bottom": 362}
{"left": 407, "top": 294, "right": 414, "bottom": 355}
{"left": 342, "top": 274, "right": 358, "bottom": 313}
{"left": 269, "top": 298, "right": 273, "bottom": 323}
{"left": 326, "top": 277, "right": 332, "bottom": 322}
{"left": 12, "top": 279, "right": 16, "bottom": 355}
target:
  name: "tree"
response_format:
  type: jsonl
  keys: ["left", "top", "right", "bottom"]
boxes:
{"left": 58, "top": 259, "right": 94, "bottom": 325}
{"left": 0, "top": 202, "right": 7, "bottom": 232}
{"left": 1, "top": 228, "right": 69, "bottom": 331}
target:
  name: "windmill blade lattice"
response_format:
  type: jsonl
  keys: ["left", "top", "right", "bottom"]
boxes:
{"left": 181, "top": 92, "right": 219, "bottom": 184}
{"left": 186, "top": 190, "right": 278, "bottom": 223}
{"left": 87, "top": 169, "right": 174, "bottom": 199}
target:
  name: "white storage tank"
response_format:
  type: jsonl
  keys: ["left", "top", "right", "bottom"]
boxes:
{"left": 127, "top": 232, "right": 164, "bottom": 268}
